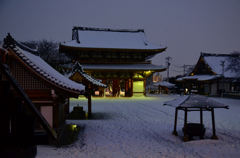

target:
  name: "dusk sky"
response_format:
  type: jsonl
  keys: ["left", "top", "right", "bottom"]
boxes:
{"left": 1, "top": 0, "right": 240, "bottom": 77}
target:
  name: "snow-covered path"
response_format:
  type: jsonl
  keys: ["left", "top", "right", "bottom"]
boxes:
{"left": 37, "top": 95, "right": 240, "bottom": 158}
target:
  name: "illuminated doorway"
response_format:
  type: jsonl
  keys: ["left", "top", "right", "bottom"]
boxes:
{"left": 133, "top": 80, "right": 144, "bottom": 96}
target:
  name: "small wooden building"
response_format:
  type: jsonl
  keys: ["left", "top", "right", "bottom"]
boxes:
{"left": 164, "top": 95, "right": 229, "bottom": 141}
{"left": 60, "top": 26, "right": 167, "bottom": 97}
{"left": 1, "top": 34, "right": 85, "bottom": 131}
{"left": 68, "top": 61, "right": 107, "bottom": 117}
{"left": 177, "top": 53, "right": 240, "bottom": 97}
{"left": 153, "top": 81, "right": 176, "bottom": 94}
{"left": 0, "top": 56, "right": 57, "bottom": 157}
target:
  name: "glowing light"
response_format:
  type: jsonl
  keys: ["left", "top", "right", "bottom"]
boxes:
{"left": 120, "top": 91, "right": 125, "bottom": 96}
{"left": 185, "top": 88, "right": 189, "bottom": 93}
{"left": 133, "top": 73, "right": 144, "bottom": 79}
{"left": 144, "top": 70, "right": 152, "bottom": 77}
{"left": 95, "top": 91, "right": 100, "bottom": 96}
{"left": 70, "top": 124, "right": 77, "bottom": 131}
{"left": 133, "top": 81, "right": 144, "bottom": 92}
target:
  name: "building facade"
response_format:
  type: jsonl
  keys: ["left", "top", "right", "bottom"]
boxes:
{"left": 177, "top": 53, "right": 240, "bottom": 97}
{"left": 60, "top": 26, "right": 167, "bottom": 97}
{"left": 1, "top": 34, "right": 85, "bottom": 130}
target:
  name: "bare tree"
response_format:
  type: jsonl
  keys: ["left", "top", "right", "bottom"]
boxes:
{"left": 37, "top": 40, "right": 58, "bottom": 63}
{"left": 226, "top": 51, "right": 240, "bottom": 77}
{"left": 22, "top": 40, "right": 71, "bottom": 73}
{"left": 165, "top": 56, "right": 172, "bottom": 81}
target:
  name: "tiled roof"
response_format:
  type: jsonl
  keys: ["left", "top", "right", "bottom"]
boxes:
{"left": 177, "top": 75, "right": 219, "bottom": 81}
{"left": 202, "top": 53, "right": 240, "bottom": 78}
{"left": 61, "top": 26, "right": 166, "bottom": 51}
{"left": 71, "top": 62, "right": 107, "bottom": 88}
{"left": 164, "top": 95, "right": 228, "bottom": 109}
{"left": 3, "top": 34, "right": 85, "bottom": 94}
{"left": 154, "top": 81, "right": 176, "bottom": 88}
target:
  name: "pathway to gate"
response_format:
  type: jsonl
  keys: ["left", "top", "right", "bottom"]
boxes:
{"left": 37, "top": 95, "right": 240, "bottom": 158}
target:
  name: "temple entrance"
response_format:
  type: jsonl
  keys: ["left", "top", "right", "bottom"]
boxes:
{"left": 93, "top": 78, "right": 146, "bottom": 97}
{"left": 120, "top": 80, "right": 126, "bottom": 97}
{"left": 133, "top": 80, "right": 144, "bottom": 97}
{"left": 97, "top": 79, "right": 133, "bottom": 97}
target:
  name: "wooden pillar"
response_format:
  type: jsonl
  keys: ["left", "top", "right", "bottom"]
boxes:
{"left": 88, "top": 92, "right": 92, "bottom": 118}
{"left": 144, "top": 79, "right": 146, "bottom": 96}
{"left": 125, "top": 79, "right": 129, "bottom": 97}
{"left": 53, "top": 103, "right": 58, "bottom": 128}
{"left": 184, "top": 108, "right": 188, "bottom": 127}
{"left": 183, "top": 108, "right": 188, "bottom": 141}
{"left": 65, "top": 98, "right": 70, "bottom": 117}
{"left": 112, "top": 79, "right": 120, "bottom": 97}
{"left": 172, "top": 108, "right": 178, "bottom": 136}
{"left": 200, "top": 108, "right": 203, "bottom": 125}
{"left": 128, "top": 78, "right": 133, "bottom": 97}
{"left": 211, "top": 108, "right": 218, "bottom": 139}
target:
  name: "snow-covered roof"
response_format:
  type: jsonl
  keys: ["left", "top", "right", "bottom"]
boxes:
{"left": 3, "top": 34, "right": 85, "bottom": 93}
{"left": 154, "top": 81, "right": 175, "bottom": 88}
{"left": 202, "top": 53, "right": 239, "bottom": 78}
{"left": 16, "top": 41, "right": 38, "bottom": 54}
{"left": 177, "top": 53, "right": 240, "bottom": 82}
{"left": 70, "top": 62, "right": 107, "bottom": 88}
{"left": 177, "top": 75, "right": 219, "bottom": 81}
{"left": 61, "top": 26, "right": 166, "bottom": 51}
{"left": 164, "top": 95, "right": 229, "bottom": 109}
{"left": 164, "top": 95, "right": 189, "bottom": 107}
{"left": 82, "top": 64, "right": 166, "bottom": 71}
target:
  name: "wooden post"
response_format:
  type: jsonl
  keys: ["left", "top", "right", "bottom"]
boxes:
{"left": 53, "top": 103, "right": 58, "bottom": 128}
{"left": 211, "top": 108, "right": 218, "bottom": 139}
{"left": 88, "top": 92, "right": 92, "bottom": 118}
{"left": 183, "top": 108, "right": 188, "bottom": 141}
{"left": 184, "top": 108, "right": 188, "bottom": 127}
{"left": 200, "top": 107, "right": 204, "bottom": 139}
{"left": 144, "top": 79, "right": 146, "bottom": 96}
{"left": 172, "top": 108, "right": 178, "bottom": 136}
{"left": 130, "top": 79, "right": 133, "bottom": 97}
{"left": 200, "top": 108, "right": 203, "bottom": 125}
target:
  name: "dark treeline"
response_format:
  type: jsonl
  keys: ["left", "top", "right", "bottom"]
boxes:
{"left": 22, "top": 40, "right": 71, "bottom": 73}
{"left": 226, "top": 51, "right": 240, "bottom": 76}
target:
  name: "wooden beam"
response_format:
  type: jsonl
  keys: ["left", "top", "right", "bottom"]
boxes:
{"left": 172, "top": 108, "right": 178, "bottom": 136}
{"left": 200, "top": 107, "right": 203, "bottom": 125}
{"left": 184, "top": 108, "right": 188, "bottom": 127}
{"left": 211, "top": 108, "right": 218, "bottom": 139}
{"left": 183, "top": 108, "right": 189, "bottom": 141}
{"left": 87, "top": 92, "right": 92, "bottom": 118}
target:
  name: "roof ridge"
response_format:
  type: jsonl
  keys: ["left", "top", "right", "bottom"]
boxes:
{"left": 3, "top": 33, "right": 38, "bottom": 54}
{"left": 73, "top": 26, "right": 144, "bottom": 33}
{"left": 3, "top": 33, "right": 16, "bottom": 49}
{"left": 72, "top": 61, "right": 106, "bottom": 88}
{"left": 16, "top": 41, "right": 38, "bottom": 54}
{"left": 201, "top": 52, "right": 238, "bottom": 57}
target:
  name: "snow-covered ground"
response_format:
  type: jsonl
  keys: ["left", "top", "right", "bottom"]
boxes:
{"left": 37, "top": 95, "right": 240, "bottom": 158}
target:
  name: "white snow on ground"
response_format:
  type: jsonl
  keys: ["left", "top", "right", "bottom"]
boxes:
{"left": 37, "top": 95, "right": 240, "bottom": 158}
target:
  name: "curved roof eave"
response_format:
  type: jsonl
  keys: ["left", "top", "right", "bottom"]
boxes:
{"left": 59, "top": 43, "right": 167, "bottom": 53}
{"left": 7, "top": 46, "right": 85, "bottom": 96}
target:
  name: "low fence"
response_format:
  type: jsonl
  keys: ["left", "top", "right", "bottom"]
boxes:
{"left": 223, "top": 92, "right": 240, "bottom": 99}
